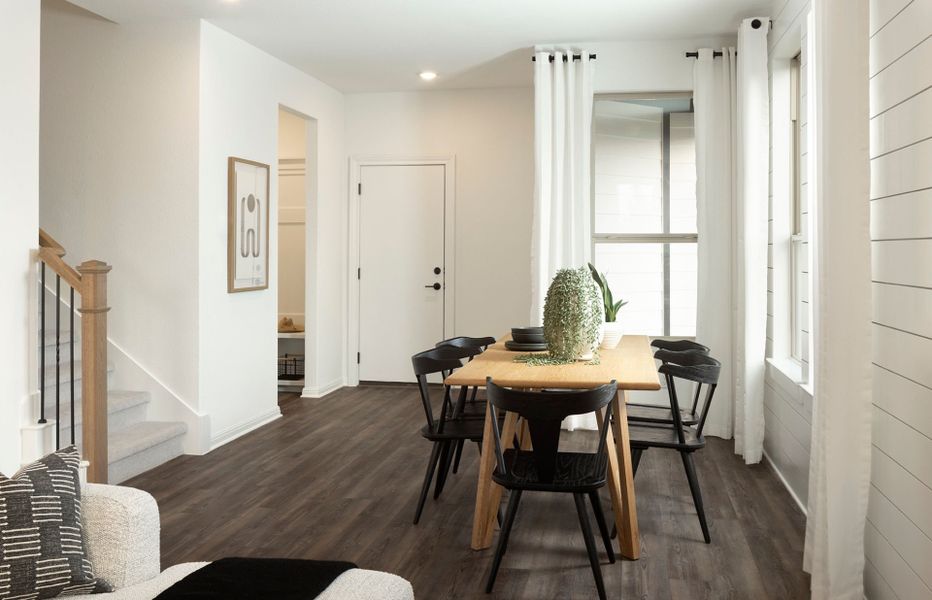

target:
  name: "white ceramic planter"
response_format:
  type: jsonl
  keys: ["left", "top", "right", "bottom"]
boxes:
{"left": 577, "top": 323, "right": 605, "bottom": 361}
{"left": 600, "top": 321, "right": 623, "bottom": 350}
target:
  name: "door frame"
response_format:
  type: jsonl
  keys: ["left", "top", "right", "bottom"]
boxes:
{"left": 347, "top": 156, "right": 456, "bottom": 385}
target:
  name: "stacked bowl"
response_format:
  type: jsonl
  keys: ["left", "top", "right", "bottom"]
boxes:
{"left": 505, "top": 327, "right": 547, "bottom": 352}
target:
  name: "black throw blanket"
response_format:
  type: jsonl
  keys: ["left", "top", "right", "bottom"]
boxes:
{"left": 155, "top": 557, "right": 356, "bottom": 599}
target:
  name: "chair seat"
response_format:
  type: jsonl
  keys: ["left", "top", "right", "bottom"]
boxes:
{"left": 627, "top": 402, "right": 698, "bottom": 426}
{"left": 492, "top": 449, "right": 607, "bottom": 492}
{"left": 628, "top": 422, "right": 705, "bottom": 450}
{"left": 420, "top": 418, "right": 487, "bottom": 441}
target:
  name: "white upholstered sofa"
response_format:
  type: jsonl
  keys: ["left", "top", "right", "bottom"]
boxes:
{"left": 72, "top": 483, "right": 414, "bottom": 600}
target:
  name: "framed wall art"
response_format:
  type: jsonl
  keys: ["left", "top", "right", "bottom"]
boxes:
{"left": 228, "top": 156, "right": 270, "bottom": 293}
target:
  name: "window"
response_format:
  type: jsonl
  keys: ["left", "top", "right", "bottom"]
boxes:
{"left": 789, "top": 55, "right": 807, "bottom": 363}
{"left": 591, "top": 94, "right": 697, "bottom": 337}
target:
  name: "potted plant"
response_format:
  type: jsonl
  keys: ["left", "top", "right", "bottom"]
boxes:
{"left": 543, "top": 266, "right": 604, "bottom": 361}
{"left": 588, "top": 262, "right": 628, "bottom": 350}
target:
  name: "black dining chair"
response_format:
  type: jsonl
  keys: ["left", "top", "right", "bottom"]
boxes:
{"left": 650, "top": 339, "right": 710, "bottom": 353}
{"left": 411, "top": 346, "right": 483, "bottom": 524}
{"left": 435, "top": 336, "right": 497, "bottom": 472}
{"left": 411, "top": 344, "right": 507, "bottom": 524}
{"left": 627, "top": 347, "right": 711, "bottom": 426}
{"left": 484, "top": 378, "right": 618, "bottom": 600}
{"left": 627, "top": 351, "right": 721, "bottom": 543}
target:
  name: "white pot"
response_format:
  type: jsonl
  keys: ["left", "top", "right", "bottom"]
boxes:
{"left": 577, "top": 323, "right": 605, "bottom": 361}
{"left": 600, "top": 321, "right": 623, "bottom": 350}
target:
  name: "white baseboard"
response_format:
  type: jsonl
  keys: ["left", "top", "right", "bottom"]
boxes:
{"left": 302, "top": 378, "right": 344, "bottom": 399}
{"left": 209, "top": 408, "right": 281, "bottom": 451}
{"left": 762, "top": 449, "right": 808, "bottom": 516}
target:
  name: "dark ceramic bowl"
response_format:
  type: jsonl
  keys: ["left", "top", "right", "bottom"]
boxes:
{"left": 512, "top": 326, "right": 545, "bottom": 344}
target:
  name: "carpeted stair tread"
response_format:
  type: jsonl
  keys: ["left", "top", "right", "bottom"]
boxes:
{"left": 108, "top": 420, "right": 188, "bottom": 463}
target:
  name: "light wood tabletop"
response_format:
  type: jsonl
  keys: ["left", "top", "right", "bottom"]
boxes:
{"left": 444, "top": 334, "right": 661, "bottom": 390}
{"left": 444, "top": 334, "right": 660, "bottom": 560}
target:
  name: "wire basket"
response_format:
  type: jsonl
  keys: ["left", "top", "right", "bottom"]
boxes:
{"left": 278, "top": 354, "right": 305, "bottom": 381}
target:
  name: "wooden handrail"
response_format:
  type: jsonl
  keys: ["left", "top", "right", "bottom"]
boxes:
{"left": 39, "top": 228, "right": 66, "bottom": 256}
{"left": 37, "top": 229, "right": 111, "bottom": 483}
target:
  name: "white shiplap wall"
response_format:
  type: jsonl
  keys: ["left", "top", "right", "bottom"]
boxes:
{"left": 765, "top": 1, "right": 932, "bottom": 597}
{"left": 764, "top": 0, "right": 813, "bottom": 508}
{"left": 866, "top": 0, "right": 932, "bottom": 598}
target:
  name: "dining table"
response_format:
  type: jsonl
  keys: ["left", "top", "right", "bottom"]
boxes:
{"left": 443, "top": 334, "right": 661, "bottom": 560}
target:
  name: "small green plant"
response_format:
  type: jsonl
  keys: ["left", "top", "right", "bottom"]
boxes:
{"left": 587, "top": 262, "right": 628, "bottom": 322}
{"left": 542, "top": 266, "right": 604, "bottom": 361}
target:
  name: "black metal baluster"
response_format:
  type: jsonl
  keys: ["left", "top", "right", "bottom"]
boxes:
{"left": 55, "top": 274, "right": 61, "bottom": 450}
{"left": 39, "top": 263, "right": 46, "bottom": 425}
{"left": 70, "top": 286, "right": 76, "bottom": 447}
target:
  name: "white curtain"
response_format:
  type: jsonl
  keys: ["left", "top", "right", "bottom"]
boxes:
{"left": 530, "top": 49, "right": 595, "bottom": 325}
{"left": 530, "top": 48, "right": 595, "bottom": 431}
{"left": 733, "top": 19, "right": 771, "bottom": 464}
{"left": 693, "top": 23, "right": 770, "bottom": 458}
{"left": 803, "top": 2, "right": 872, "bottom": 598}
{"left": 693, "top": 47, "right": 736, "bottom": 440}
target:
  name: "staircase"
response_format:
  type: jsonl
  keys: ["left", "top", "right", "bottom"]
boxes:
{"left": 36, "top": 230, "right": 187, "bottom": 483}
{"left": 41, "top": 333, "right": 187, "bottom": 483}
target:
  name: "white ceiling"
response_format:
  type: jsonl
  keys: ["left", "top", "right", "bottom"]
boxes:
{"left": 67, "top": 0, "right": 769, "bottom": 93}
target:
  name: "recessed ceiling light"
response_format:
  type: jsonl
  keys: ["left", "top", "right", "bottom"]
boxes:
{"left": 419, "top": 71, "right": 437, "bottom": 81}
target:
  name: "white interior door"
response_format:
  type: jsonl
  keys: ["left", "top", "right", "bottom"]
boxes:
{"left": 359, "top": 164, "right": 445, "bottom": 382}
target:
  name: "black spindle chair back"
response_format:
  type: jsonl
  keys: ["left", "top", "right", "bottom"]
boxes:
{"left": 411, "top": 346, "right": 467, "bottom": 434}
{"left": 650, "top": 339, "right": 710, "bottom": 353}
{"left": 657, "top": 352, "right": 721, "bottom": 443}
{"left": 485, "top": 379, "right": 616, "bottom": 485}
{"left": 436, "top": 336, "right": 496, "bottom": 357}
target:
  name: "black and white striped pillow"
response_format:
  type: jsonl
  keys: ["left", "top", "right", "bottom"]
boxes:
{"left": 0, "top": 447, "right": 109, "bottom": 598}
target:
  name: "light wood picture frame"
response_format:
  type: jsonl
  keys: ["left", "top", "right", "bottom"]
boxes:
{"left": 228, "top": 156, "right": 271, "bottom": 293}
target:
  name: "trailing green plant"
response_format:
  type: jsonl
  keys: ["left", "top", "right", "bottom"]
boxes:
{"left": 513, "top": 352, "right": 600, "bottom": 366}
{"left": 587, "top": 262, "right": 628, "bottom": 322}
{"left": 542, "top": 266, "right": 603, "bottom": 361}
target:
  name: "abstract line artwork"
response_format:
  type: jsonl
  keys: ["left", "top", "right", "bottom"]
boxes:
{"left": 228, "top": 157, "right": 270, "bottom": 292}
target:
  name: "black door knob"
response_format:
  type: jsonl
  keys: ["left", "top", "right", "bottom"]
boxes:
{"left": 424, "top": 283, "right": 441, "bottom": 290}
{"left": 433, "top": 267, "right": 442, "bottom": 275}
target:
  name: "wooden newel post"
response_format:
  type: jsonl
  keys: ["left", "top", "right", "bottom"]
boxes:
{"left": 77, "top": 260, "right": 111, "bottom": 484}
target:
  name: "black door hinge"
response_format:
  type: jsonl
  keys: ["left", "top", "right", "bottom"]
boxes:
{"left": 358, "top": 183, "right": 362, "bottom": 195}
{"left": 357, "top": 267, "right": 361, "bottom": 280}
{"left": 357, "top": 352, "right": 360, "bottom": 364}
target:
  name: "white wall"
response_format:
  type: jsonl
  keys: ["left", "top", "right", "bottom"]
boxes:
{"left": 0, "top": 0, "right": 41, "bottom": 475}
{"left": 764, "top": 0, "right": 813, "bottom": 508}
{"left": 343, "top": 41, "right": 735, "bottom": 360}
{"left": 345, "top": 88, "right": 535, "bottom": 345}
{"left": 40, "top": 0, "right": 206, "bottom": 447}
{"left": 198, "top": 22, "right": 346, "bottom": 442}
{"left": 865, "top": 0, "right": 932, "bottom": 597}
{"left": 590, "top": 38, "right": 737, "bottom": 93}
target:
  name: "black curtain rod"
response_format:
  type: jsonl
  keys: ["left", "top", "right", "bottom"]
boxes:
{"left": 531, "top": 53, "right": 597, "bottom": 62}
{"left": 685, "top": 50, "right": 725, "bottom": 58}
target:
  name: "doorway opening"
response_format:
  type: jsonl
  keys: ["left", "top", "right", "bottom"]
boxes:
{"left": 277, "top": 107, "right": 314, "bottom": 394}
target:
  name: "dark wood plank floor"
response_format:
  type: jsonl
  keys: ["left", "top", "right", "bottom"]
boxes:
{"left": 126, "top": 386, "right": 810, "bottom": 599}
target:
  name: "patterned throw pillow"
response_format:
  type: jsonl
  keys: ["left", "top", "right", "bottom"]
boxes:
{"left": 0, "top": 446, "right": 108, "bottom": 598}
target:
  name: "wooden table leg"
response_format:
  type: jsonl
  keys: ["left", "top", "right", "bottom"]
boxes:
{"left": 517, "top": 418, "right": 532, "bottom": 450}
{"left": 597, "top": 390, "right": 640, "bottom": 560}
{"left": 471, "top": 405, "right": 518, "bottom": 550}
